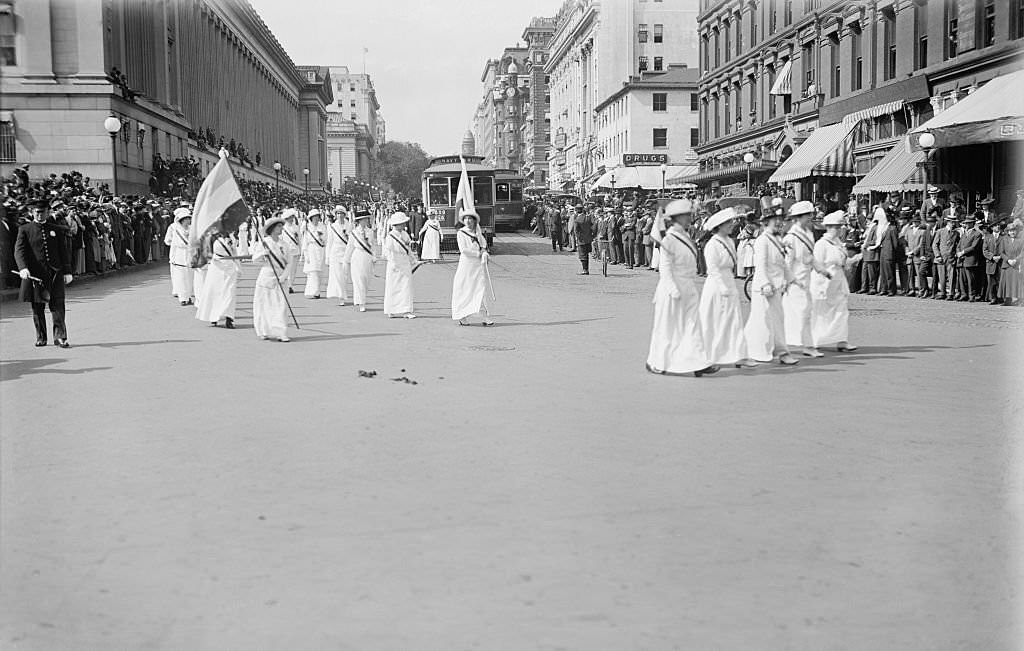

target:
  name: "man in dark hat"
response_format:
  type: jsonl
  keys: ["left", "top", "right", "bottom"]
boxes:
{"left": 14, "top": 198, "right": 73, "bottom": 347}
{"left": 570, "top": 204, "right": 595, "bottom": 275}
{"left": 956, "top": 212, "right": 984, "bottom": 301}
{"left": 983, "top": 220, "right": 1004, "bottom": 304}
{"left": 931, "top": 212, "right": 959, "bottom": 299}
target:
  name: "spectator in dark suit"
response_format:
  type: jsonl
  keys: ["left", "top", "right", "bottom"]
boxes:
{"left": 932, "top": 213, "right": 960, "bottom": 299}
{"left": 859, "top": 215, "right": 880, "bottom": 294}
{"left": 915, "top": 211, "right": 937, "bottom": 298}
{"left": 983, "top": 221, "right": 1004, "bottom": 304}
{"left": 956, "top": 213, "right": 985, "bottom": 301}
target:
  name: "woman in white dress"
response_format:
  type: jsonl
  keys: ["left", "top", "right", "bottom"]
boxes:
{"left": 164, "top": 207, "right": 194, "bottom": 305}
{"left": 451, "top": 211, "right": 493, "bottom": 326}
{"left": 645, "top": 199, "right": 718, "bottom": 377}
{"left": 325, "top": 206, "right": 350, "bottom": 306}
{"left": 251, "top": 217, "right": 291, "bottom": 342}
{"left": 811, "top": 211, "right": 858, "bottom": 352}
{"left": 418, "top": 214, "right": 443, "bottom": 261}
{"left": 744, "top": 210, "right": 800, "bottom": 365}
{"left": 736, "top": 216, "right": 759, "bottom": 277}
{"left": 195, "top": 230, "right": 240, "bottom": 328}
{"left": 783, "top": 200, "right": 830, "bottom": 358}
{"left": 302, "top": 208, "right": 326, "bottom": 299}
{"left": 698, "top": 207, "right": 758, "bottom": 368}
{"left": 346, "top": 209, "right": 376, "bottom": 312}
{"left": 280, "top": 209, "right": 301, "bottom": 294}
{"left": 383, "top": 212, "right": 417, "bottom": 318}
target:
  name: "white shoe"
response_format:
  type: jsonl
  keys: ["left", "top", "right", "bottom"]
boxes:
{"left": 359, "top": 306, "right": 366, "bottom": 312}
{"left": 405, "top": 314, "right": 417, "bottom": 319}
{"left": 802, "top": 347, "right": 824, "bottom": 358}
{"left": 337, "top": 301, "right": 345, "bottom": 306}
{"left": 278, "top": 336, "right": 290, "bottom": 343}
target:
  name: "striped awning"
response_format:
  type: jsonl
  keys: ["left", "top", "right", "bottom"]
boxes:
{"left": 851, "top": 137, "right": 958, "bottom": 194}
{"left": 842, "top": 100, "right": 906, "bottom": 126}
{"left": 768, "top": 122, "right": 858, "bottom": 184}
{"left": 769, "top": 59, "right": 792, "bottom": 96}
{"left": 669, "top": 160, "right": 778, "bottom": 186}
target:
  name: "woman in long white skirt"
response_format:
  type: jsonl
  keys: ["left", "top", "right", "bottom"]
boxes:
{"left": 783, "top": 200, "right": 829, "bottom": 357}
{"left": 347, "top": 209, "right": 376, "bottom": 312}
{"left": 646, "top": 199, "right": 718, "bottom": 377}
{"left": 302, "top": 208, "right": 326, "bottom": 299}
{"left": 383, "top": 212, "right": 417, "bottom": 318}
{"left": 164, "top": 207, "right": 193, "bottom": 305}
{"left": 698, "top": 207, "right": 757, "bottom": 368}
{"left": 280, "top": 209, "right": 301, "bottom": 293}
{"left": 195, "top": 231, "right": 240, "bottom": 328}
{"left": 418, "top": 214, "right": 443, "bottom": 261}
{"left": 326, "top": 207, "right": 350, "bottom": 305}
{"left": 811, "top": 211, "right": 857, "bottom": 352}
{"left": 451, "top": 211, "right": 493, "bottom": 326}
{"left": 252, "top": 217, "right": 291, "bottom": 342}
{"left": 744, "top": 210, "right": 800, "bottom": 365}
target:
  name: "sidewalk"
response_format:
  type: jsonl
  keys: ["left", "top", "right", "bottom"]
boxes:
{"left": 0, "top": 260, "right": 163, "bottom": 304}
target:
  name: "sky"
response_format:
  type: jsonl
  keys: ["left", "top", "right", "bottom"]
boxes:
{"left": 248, "top": 0, "right": 561, "bottom": 157}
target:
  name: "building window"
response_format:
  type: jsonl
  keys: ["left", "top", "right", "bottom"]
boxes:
{"left": 653, "top": 92, "right": 668, "bottom": 111}
{"left": 946, "top": 10, "right": 959, "bottom": 59}
{"left": 750, "top": 9, "right": 757, "bottom": 46}
{"left": 639, "top": 24, "right": 649, "bottom": 42}
{"left": 830, "top": 36, "right": 840, "bottom": 98}
{"left": 350, "top": 113, "right": 357, "bottom": 120}
{"left": 702, "top": 34, "right": 710, "bottom": 71}
{"left": 802, "top": 41, "right": 815, "bottom": 92}
{"left": 914, "top": 0, "right": 928, "bottom": 70}
{"left": 350, "top": 84, "right": 356, "bottom": 91}
{"left": 724, "top": 91, "right": 731, "bottom": 134}
{"left": 714, "top": 96, "right": 720, "bottom": 137}
{"left": 0, "top": 120, "right": 14, "bottom": 162}
{"left": 748, "top": 74, "right": 757, "bottom": 122}
{"left": 702, "top": 98, "right": 709, "bottom": 141}
{"left": 654, "top": 24, "right": 664, "bottom": 43}
{"left": 736, "top": 15, "right": 743, "bottom": 55}
{"left": 769, "top": 0, "right": 777, "bottom": 33}
{"left": 983, "top": 0, "right": 996, "bottom": 47}
{"left": 713, "top": 28, "right": 720, "bottom": 67}
{"left": 882, "top": 8, "right": 896, "bottom": 80}
{"left": 724, "top": 21, "right": 731, "bottom": 61}
{"left": 639, "top": 56, "right": 649, "bottom": 71}
{"left": 1014, "top": 0, "right": 1024, "bottom": 39}
{"left": 784, "top": 0, "right": 793, "bottom": 25}
{"left": 851, "top": 25, "right": 863, "bottom": 90}
{"left": 653, "top": 128, "right": 668, "bottom": 147}
{"left": 690, "top": 92, "right": 699, "bottom": 111}
{"left": 350, "top": 100, "right": 356, "bottom": 107}
{"left": 0, "top": 4, "right": 14, "bottom": 66}
{"left": 767, "top": 67, "right": 777, "bottom": 118}
{"left": 653, "top": 56, "right": 663, "bottom": 71}
{"left": 690, "top": 127, "right": 699, "bottom": 147}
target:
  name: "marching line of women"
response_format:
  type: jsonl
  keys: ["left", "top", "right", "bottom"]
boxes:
{"left": 165, "top": 203, "right": 494, "bottom": 342}
{"left": 646, "top": 198, "right": 857, "bottom": 378}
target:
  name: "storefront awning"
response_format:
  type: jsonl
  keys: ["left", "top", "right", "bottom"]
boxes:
{"left": 842, "top": 100, "right": 905, "bottom": 126}
{"left": 591, "top": 165, "right": 697, "bottom": 190}
{"left": 768, "top": 121, "right": 858, "bottom": 184}
{"left": 669, "top": 160, "right": 778, "bottom": 187}
{"left": 910, "top": 68, "right": 1024, "bottom": 150}
{"left": 851, "top": 136, "right": 958, "bottom": 194}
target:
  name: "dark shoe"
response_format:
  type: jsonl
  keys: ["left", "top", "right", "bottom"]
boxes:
{"left": 866, "top": 291, "right": 877, "bottom": 295}
{"left": 693, "top": 365, "right": 720, "bottom": 378}
{"left": 958, "top": 296, "right": 969, "bottom": 302}
{"left": 224, "top": 317, "right": 235, "bottom": 329}
{"left": 35, "top": 340, "right": 47, "bottom": 347}
{"left": 180, "top": 301, "right": 189, "bottom": 306}
{"left": 55, "top": 339, "right": 70, "bottom": 349}
{"left": 288, "top": 288, "right": 294, "bottom": 294}
{"left": 990, "top": 299, "right": 1002, "bottom": 305}
{"left": 186, "top": 298, "right": 194, "bottom": 305}
{"left": 210, "top": 321, "right": 218, "bottom": 326}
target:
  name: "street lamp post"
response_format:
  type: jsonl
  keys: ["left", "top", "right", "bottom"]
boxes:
{"left": 743, "top": 152, "right": 755, "bottom": 195}
{"left": 103, "top": 116, "right": 122, "bottom": 195}
{"left": 610, "top": 169, "right": 616, "bottom": 196}
{"left": 303, "top": 168, "right": 309, "bottom": 197}
{"left": 918, "top": 132, "right": 936, "bottom": 192}
{"left": 273, "top": 161, "right": 281, "bottom": 197}
{"left": 660, "top": 163, "right": 667, "bottom": 197}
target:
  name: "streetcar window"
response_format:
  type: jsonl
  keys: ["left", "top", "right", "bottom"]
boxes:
{"left": 509, "top": 182, "right": 523, "bottom": 202}
{"left": 472, "top": 177, "right": 493, "bottom": 205}
{"left": 495, "top": 182, "right": 511, "bottom": 203}
{"left": 450, "top": 176, "right": 460, "bottom": 202}
{"left": 428, "top": 177, "right": 450, "bottom": 206}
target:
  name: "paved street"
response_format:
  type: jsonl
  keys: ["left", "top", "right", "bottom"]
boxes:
{"left": 2, "top": 232, "right": 1022, "bottom": 650}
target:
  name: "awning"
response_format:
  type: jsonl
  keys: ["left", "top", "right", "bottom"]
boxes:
{"left": 842, "top": 99, "right": 905, "bottom": 126}
{"left": 770, "top": 60, "right": 792, "bottom": 96}
{"left": 851, "top": 136, "right": 958, "bottom": 194}
{"left": 591, "top": 165, "right": 697, "bottom": 190}
{"left": 768, "top": 121, "right": 858, "bottom": 184}
{"left": 669, "top": 160, "right": 778, "bottom": 187}
{"left": 910, "top": 68, "right": 1024, "bottom": 150}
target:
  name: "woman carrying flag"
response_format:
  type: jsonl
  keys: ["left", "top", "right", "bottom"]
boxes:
{"left": 383, "top": 212, "right": 417, "bottom": 319}
{"left": 346, "top": 208, "right": 376, "bottom": 312}
{"left": 195, "top": 230, "right": 240, "bottom": 328}
{"left": 252, "top": 216, "right": 291, "bottom": 342}
{"left": 451, "top": 210, "right": 493, "bottom": 326}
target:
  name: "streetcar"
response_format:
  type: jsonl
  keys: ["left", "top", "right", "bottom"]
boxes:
{"left": 493, "top": 169, "right": 525, "bottom": 231}
{"left": 421, "top": 154, "right": 495, "bottom": 248}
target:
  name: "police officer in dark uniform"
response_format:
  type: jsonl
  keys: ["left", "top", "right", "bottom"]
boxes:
{"left": 571, "top": 204, "right": 595, "bottom": 275}
{"left": 15, "top": 199, "right": 73, "bottom": 347}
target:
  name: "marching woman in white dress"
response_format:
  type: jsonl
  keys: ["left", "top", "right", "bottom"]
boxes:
{"left": 326, "top": 206, "right": 351, "bottom": 306}
{"left": 251, "top": 216, "right": 291, "bottom": 342}
{"left": 237, "top": 221, "right": 250, "bottom": 257}
{"left": 418, "top": 213, "right": 443, "bottom": 261}
{"left": 383, "top": 212, "right": 417, "bottom": 318}
{"left": 811, "top": 211, "right": 858, "bottom": 352}
{"left": 346, "top": 208, "right": 376, "bottom": 312}
{"left": 195, "top": 230, "right": 240, "bottom": 328}
{"left": 165, "top": 207, "right": 194, "bottom": 305}
{"left": 783, "top": 200, "right": 831, "bottom": 357}
{"left": 451, "top": 210, "right": 494, "bottom": 326}
{"left": 280, "top": 209, "right": 301, "bottom": 294}
{"left": 744, "top": 209, "right": 800, "bottom": 365}
{"left": 645, "top": 199, "right": 718, "bottom": 377}
{"left": 302, "top": 208, "right": 326, "bottom": 299}
{"left": 698, "top": 207, "right": 758, "bottom": 368}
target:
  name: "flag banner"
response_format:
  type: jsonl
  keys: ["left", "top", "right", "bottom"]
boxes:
{"left": 190, "top": 154, "right": 249, "bottom": 267}
{"left": 455, "top": 155, "right": 476, "bottom": 216}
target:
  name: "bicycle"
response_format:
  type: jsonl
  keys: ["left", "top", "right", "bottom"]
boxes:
{"left": 742, "top": 271, "right": 753, "bottom": 300}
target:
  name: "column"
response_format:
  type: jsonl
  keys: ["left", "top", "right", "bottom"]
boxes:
{"left": 22, "top": 0, "right": 55, "bottom": 82}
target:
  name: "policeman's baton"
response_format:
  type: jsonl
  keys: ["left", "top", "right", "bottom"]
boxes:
{"left": 10, "top": 271, "right": 44, "bottom": 283}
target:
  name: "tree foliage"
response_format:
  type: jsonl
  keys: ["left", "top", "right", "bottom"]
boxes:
{"left": 375, "top": 141, "right": 432, "bottom": 199}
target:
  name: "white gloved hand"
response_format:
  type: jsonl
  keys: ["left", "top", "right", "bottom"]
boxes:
{"left": 64, "top": 274, "right": 73, "bottom": 285}
{"left": 481, "top": 251, "right": 490, "bottom": 262}
{"left": 18, "top": 268, "right": 30, "bottom": 280}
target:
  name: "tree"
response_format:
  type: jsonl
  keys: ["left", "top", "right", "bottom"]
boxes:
{"left": 374, "top": 141, "right": 431, "bottom": 199}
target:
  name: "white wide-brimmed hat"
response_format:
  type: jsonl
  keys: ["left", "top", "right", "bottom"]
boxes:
{"left": 308, "top": 208, "right": 322, "bottom": 219}
{"left": 703, "top": 207, "right": 737, "bottom": 232}
{"left": 822, "top": 210, "right": 846, "bottom": 226}
{"left": 788, "top": 200, "right": 815, "bottom": 217}
{"left": 388, "top": 212, "right": 410, "bottom": 226}
{"left": 281, "top": 208, "right": 298, "bottom": 220}
{"left": 664, "top": 198, "right": 694, "bottom": 218}
{"left": 173, "top": 207, "right": 192, "bottom": 222}
{"left": 263, "top": 216, "right": 286, "bottom": 235}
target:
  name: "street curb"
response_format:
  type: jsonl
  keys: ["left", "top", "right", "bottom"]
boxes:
{"left": 0, "top": 261, "right": 164, "bottom": 304}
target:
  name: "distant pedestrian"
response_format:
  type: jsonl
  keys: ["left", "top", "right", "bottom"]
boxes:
{"left": 418, "top": 213, "right": 443, "bottom": 261}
